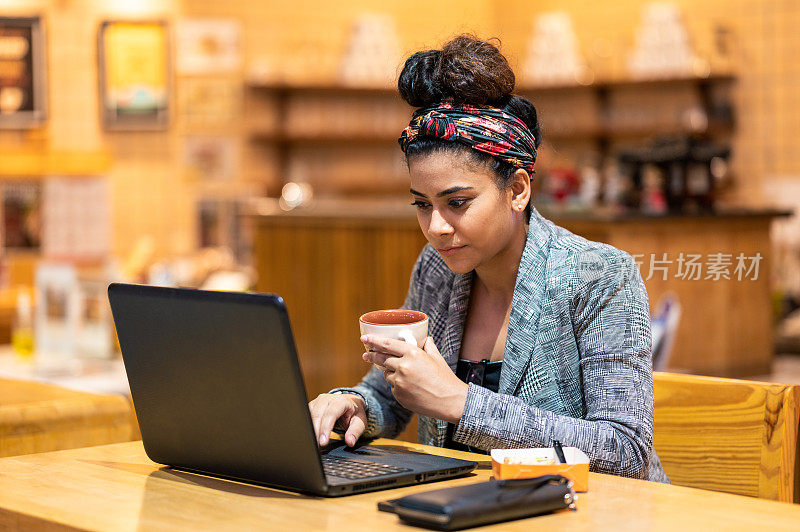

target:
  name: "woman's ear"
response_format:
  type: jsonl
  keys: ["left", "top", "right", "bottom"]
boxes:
{"left": 508, "top": 169, "right": 531, "bottom": 213}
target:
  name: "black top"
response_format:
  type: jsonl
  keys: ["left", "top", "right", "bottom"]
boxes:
{"left": 444, "top": 359, "right": 503, "bottom": 454}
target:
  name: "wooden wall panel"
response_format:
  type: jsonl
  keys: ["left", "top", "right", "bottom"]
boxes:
{"left": 254, "top": 216, "right": 428, "bottom": 441}
{"left": 559, "top": 214, "right": 777, "bottom": 377}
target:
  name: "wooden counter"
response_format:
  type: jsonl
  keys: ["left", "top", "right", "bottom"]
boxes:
{"left": 0, "top": 377, "right": 133, "bottom": 458}
{"left": 252, "top": 199, "right": 427, "bottom": 442}
{"left": 252, "top": 200, "right": 789, "bottom": 407}
{"left": 553, "top": 208, "right": 788, "bottom": 377}
{"left": 1, "top": 439, "right": 800, "bottom": 531}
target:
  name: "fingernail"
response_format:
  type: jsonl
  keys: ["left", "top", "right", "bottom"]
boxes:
{"left": 362, "top": 353, "right": 369, "bottom": 361}
{"left": 319, "top": 434, "right": 327, "bottom": 445}
{"left": 360, "top": 335, "right": 368, "bottom": 342}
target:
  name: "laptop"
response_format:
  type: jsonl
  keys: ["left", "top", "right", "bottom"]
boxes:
{"left": 107, "top": 283, "right": 477, "bottom": 497}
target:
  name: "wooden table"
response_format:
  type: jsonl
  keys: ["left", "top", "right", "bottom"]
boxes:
{"left": 1, "top": 439, "right": 799, "bottom": 531}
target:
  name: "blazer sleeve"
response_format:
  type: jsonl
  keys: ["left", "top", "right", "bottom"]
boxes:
{"left": 451, "top": 253, "right": 655, "bottom": 479}
{"left": 329, "top": 250, "right": 426, "bottom": 438}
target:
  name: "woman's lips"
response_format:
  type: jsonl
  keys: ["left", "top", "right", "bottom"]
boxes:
{"left": 437, "top": 246, "right": 465, "bottom": 257}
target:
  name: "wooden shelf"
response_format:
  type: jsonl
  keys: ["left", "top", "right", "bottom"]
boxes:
{"left": 518, "top": 73, "right": 736, "bottom": 93}
{"left": 245, "top": 73, "right": 736, "bottom": 196}
{"left": 547, "top": 121, "right": 733, "bottom": 140}
{"left": 246, "top": 81, "right": 398, "bottom": 97}
{"left": 250, "top": 131, "right": 399, "bottom": 144}
{"left": 0, "top": 150, "right": 112, "bottom": 177}
{"left": 247, "top": 72, "right": 735, "bottom": 145}
{"left": 246, "top": 73, "right": 736, "bottom": 94}
{"left": 250, "top": 120, "right": 733, "bottom": 145}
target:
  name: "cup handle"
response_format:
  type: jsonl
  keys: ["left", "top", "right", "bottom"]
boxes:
{"left": 398, "top": 329, "right": 417, "bottom": 347}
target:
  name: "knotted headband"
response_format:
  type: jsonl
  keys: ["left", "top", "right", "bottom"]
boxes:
{"left": 398, "top": 102, "right": 537, "bottom": 173}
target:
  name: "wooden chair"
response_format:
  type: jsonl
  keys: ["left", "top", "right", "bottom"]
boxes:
{"left": 653, "top": 372, "right": 800, "bottom": 503}
{"left": 650, "top": 292, "right": 681, "bottom": 371}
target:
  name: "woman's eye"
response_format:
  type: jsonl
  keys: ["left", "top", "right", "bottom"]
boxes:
{"left": 411, "top": 200, "right": 431, "bottom": 210}
{"left": 449, "top": 198, "right": 469, "bottom": 209}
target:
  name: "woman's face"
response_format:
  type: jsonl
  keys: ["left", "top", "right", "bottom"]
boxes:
{"left": 408, "top": 151, "right": 524, "bottom": 274}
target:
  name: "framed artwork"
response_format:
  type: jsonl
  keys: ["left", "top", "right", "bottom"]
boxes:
{"left": 42, "top": 178, "right": 111, "bottom": 260}
{"left": 0, "top": 16, "right": 47, "bottom": 128}
{"left": 1, "top": 181, "right": 42, "bottom": 250}
{"left": 175, "top": 18, "right": 241, "bottom": 75}
{"left": 182, "top": 136, "right": 237, "bottom": 181}
{"left": 98, "top": 21, "right": 170, "bottom": 130}
{"left": 177, "top": 78, "right": 241, "bottom": 128}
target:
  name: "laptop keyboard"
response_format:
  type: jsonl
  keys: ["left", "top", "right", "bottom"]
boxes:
{"left": 322, "top": 455, "right": 412, "bottom": 480}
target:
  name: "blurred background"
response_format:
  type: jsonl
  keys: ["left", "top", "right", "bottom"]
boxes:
{"left": 1, "top": 0, "right": 799, "bottom": 410}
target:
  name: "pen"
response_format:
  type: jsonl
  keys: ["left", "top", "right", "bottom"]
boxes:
{"left": 553, "top": 440, "right": 567, "bottom": 464}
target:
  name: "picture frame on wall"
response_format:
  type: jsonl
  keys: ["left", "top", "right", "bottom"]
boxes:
{"left": 182, "top": 136, "right": 238, "bottom": 181}
{"left": 1, "top": 181, "right": 42, "bottom": 251}
{"left": 175, "top": 18, "right": 241, "bottom": 75}
{"left": 98, "top": 20, "right": 170, "bottom": 130}
{"left": 0, "top": 16, "right": 47, "bottom": 128}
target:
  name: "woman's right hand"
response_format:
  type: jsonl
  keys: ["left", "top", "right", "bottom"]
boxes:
{"left": 308, "top": 393, "right": 367, "bottom": 447}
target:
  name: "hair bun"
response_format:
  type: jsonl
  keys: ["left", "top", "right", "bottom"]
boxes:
{"left": 398, "top": 34, "right": 515, "bottom": 108}
{"left": 398, "top": 50, "right": 443, "bottom": 108}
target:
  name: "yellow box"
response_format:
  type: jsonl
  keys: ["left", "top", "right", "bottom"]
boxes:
{"left": 490, "top": 447, "right": 590, "bottom": 492}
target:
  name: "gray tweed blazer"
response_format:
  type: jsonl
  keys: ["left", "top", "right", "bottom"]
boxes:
{"left": 334, "top": 206, "right": 669, "bottom": 482}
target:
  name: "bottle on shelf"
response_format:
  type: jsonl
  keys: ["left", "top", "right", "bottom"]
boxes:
{"left": 12, "top": 289, "right": 35, "bottom": 361}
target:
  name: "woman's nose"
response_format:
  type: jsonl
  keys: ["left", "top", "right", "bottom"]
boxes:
{"left": 429, "top": 209, "right": 454, "bottom": 236}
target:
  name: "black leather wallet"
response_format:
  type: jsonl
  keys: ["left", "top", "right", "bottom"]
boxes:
{"left": 378, "top": 474, "right": 576, "bottom": 530}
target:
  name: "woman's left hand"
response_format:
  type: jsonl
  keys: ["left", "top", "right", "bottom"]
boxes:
{"left": 361, "top": 335, "right": 468, "bottom": 424}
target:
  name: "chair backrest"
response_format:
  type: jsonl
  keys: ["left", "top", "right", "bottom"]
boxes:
{"left": 651, "top": 292, "right": 681, "bottom": 371}
{"left": 653, "top": 372, "right": 800, "bottom": 503}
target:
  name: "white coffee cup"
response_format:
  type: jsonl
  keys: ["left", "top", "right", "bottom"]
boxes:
{"left": 358, "top": 309, "right": 429, "bottom": 348}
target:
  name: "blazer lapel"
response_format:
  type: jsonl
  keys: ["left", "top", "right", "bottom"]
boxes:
{"left": 442, "top": 271, "right": 473, "bottom": 369}
{"left": 499, "top": 207, "right": 553, "bottom": 395}
{"left": 432, "top": 270, "right": 472, "bottom": 445}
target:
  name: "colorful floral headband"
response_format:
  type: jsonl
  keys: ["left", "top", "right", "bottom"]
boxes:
{"left": 398, "top": 102, "right": 537, "bottom": 173}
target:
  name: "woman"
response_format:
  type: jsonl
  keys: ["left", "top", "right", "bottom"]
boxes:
{"left": 309, "top": 35, "right": 669, "bottom": 482}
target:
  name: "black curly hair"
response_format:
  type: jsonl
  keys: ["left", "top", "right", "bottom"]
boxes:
{"left": 398, "top": 34, "right": 542, "bottom": 218}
